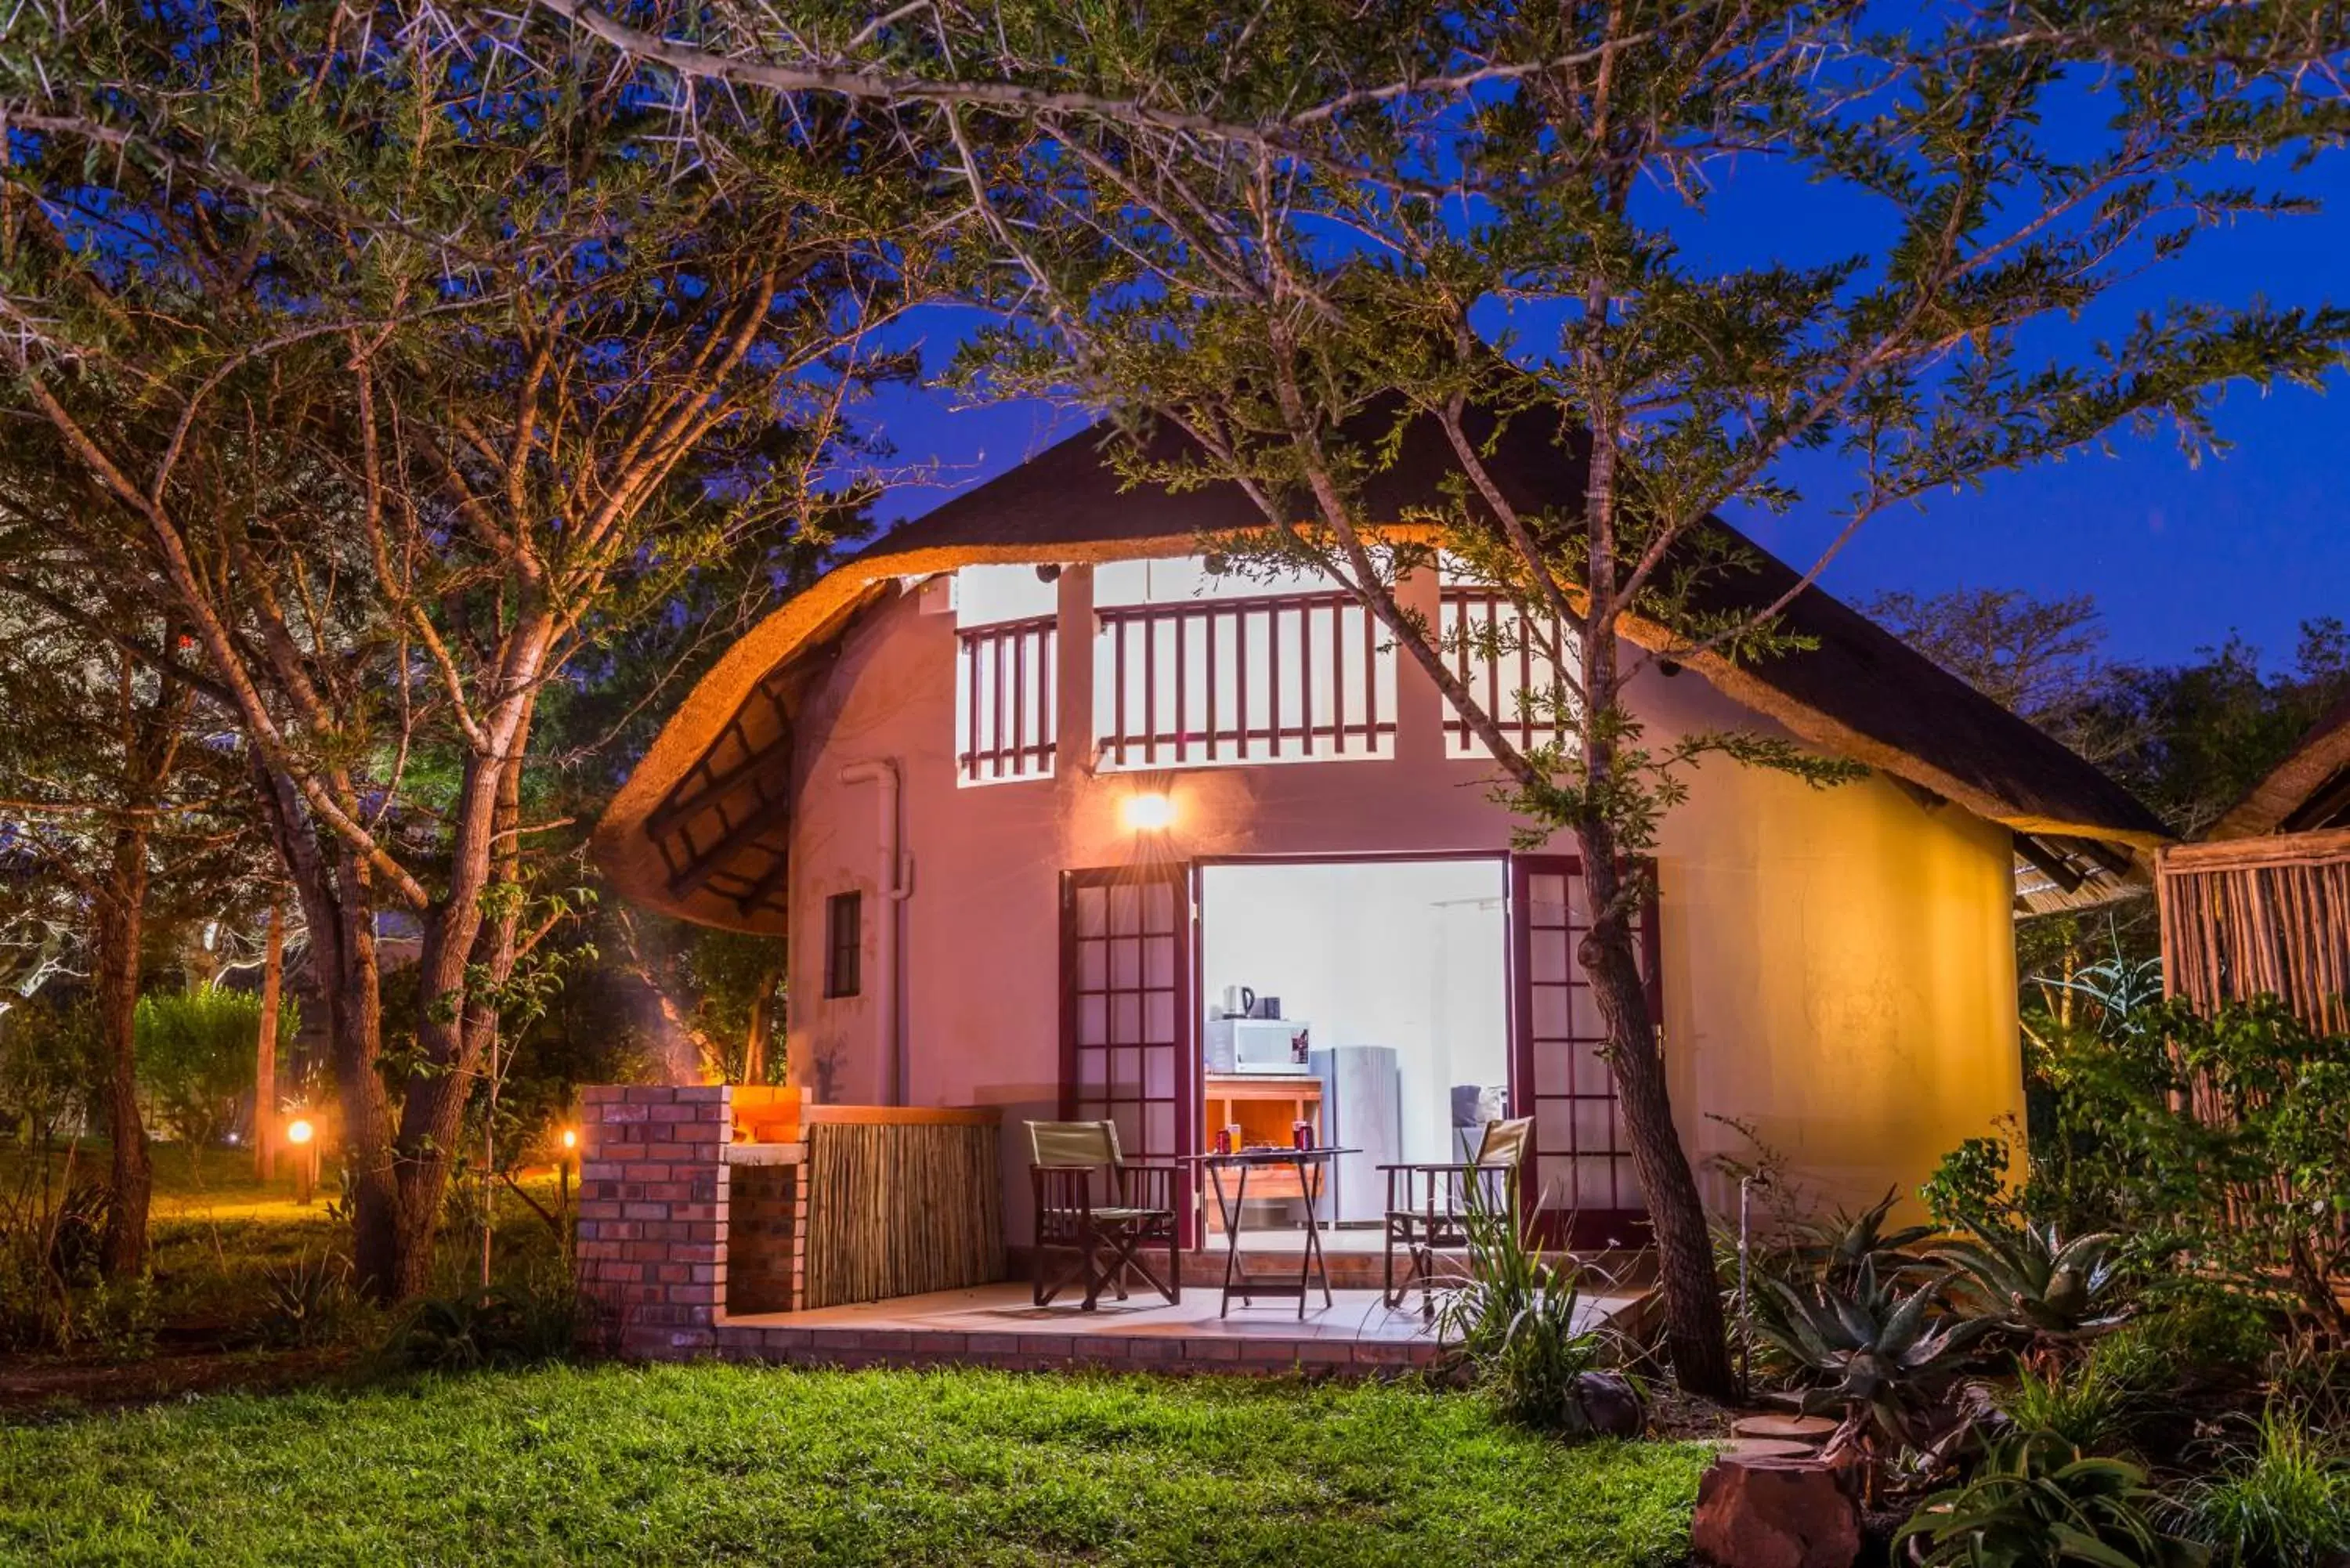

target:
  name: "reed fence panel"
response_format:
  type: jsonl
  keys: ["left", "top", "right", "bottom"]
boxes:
{"left": 802, "top": 1121, "right": 1004, "bottom": 1310}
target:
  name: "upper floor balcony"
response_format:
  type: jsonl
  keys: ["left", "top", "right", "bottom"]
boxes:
{"left": 950, "top": 556, "right": 1577, "bottom": 789}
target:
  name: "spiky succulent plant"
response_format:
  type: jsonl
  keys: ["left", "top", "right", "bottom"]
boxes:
{"left": 1759, "top": 1256, "right": 1996, "bottom": 1455}
{"left": 1934, "top": 1221, "right": 2128, "bottom": 1339}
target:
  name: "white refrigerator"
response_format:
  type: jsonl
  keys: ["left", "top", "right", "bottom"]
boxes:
{"left": 1309, "top": 1045, "right": 1402, "bottom": 1224}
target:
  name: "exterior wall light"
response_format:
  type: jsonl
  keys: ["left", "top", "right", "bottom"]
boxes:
{"left": 1121, "top": 791, "right": 1176, "bottom": 832}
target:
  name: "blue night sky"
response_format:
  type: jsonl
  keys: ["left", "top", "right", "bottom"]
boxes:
{"left": 860, "top": 120, "right": 2348, "bottom": 675}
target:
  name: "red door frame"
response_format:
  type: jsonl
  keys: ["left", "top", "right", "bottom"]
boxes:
{"left": 1188, "top": 851, "right": 1509, "bottom": 1248}
{"left": 1059, "top": 865, "right": 1198, "bottom": 1247}
{"left": 1083, "top": 851, "right": 1661, "bottom": 1253}
{"left": 1508, "top": 854, "right": 1661, "bottom": 1250}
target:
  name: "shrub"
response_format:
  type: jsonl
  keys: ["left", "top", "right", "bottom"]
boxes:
{"left": 1434, "top": 1194, "right": 1610, "bottom": 1434}
{"left": 1896, "top": 1430, "right": 2207, "bottom": 1566}
{"left": 136, "top": 984, "right": 297, "bottom": 1156}
{"left": 0, "top": 1180, "right": 121, "bottom": 1353}
{"left": 1994, "top": 1335, "right": 2164, "bottom": 1454}
{"left": 2184, "top": 1409, "right": 2350, "bottom": 1567}
{"left": 1922, "top": 1137, "right": 2016, "bottom": 1232}
{"left": 2124, "top": 1284, "right": 2276, "bottom": 1383}
{"left": 378, "top": 1264, "right": 585, "bottom": 1373}
{"left": 0, "top": 995, "right": 96, "bottom": 1143}
{"left": 2022, "top": 999, "right": 2350, "bottom": 1346}
{"left": 262, "top": 1249, "right": 361, "bottom": 1349}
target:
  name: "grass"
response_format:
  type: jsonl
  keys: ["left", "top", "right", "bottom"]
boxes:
{"left": 0, "top": 1362, "right": 1711, "bottom": 1566}
{"left": 2, "top": 1139, "right": 567, "bottom": 1364}
{"left": 3, "top": 1140, "right": 322, "bottom": 1225}
{"left": 2, "top": 1145, "right": 1708, "bottom": 1564}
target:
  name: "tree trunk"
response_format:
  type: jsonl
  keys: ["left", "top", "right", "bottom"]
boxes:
{"left": 253, "top": 900, "right": 283, "bottom": 1182}
{"left": 743, "top": 966, "right": 780, "bottom": 1084}
{"left": 1575, "top": 825, "right": 1736, "bottom": 1400}
{"left": 1570, "top": 447, "right": 1736, "bottom": 1399}
{"left": 289, "top": 844, "right": 404, "bottom": 1301}
{"left": 381, "top": 734, "right": 531, "bottom": 1299}
{"left": 95, "top": 823, "right": 152, "bottom": 1280}
{"left": 334, "top": 964, "right": 405, "bottom": 1299}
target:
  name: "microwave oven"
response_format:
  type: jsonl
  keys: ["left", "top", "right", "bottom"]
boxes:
{"left": 1217, "top": 1018, "right": 1311, "bottom": 1075}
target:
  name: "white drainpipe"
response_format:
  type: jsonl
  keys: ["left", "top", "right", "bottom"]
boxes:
{"left": 838, "top": 760, "right": 912, "bottom": 1104}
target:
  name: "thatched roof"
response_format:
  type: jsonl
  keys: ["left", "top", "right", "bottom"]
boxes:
{"left": 597, "top": 415, "right": 2168, "bottom": 928}
{"left": 2209, "top": 694, "right": 2350, "bottom": 840}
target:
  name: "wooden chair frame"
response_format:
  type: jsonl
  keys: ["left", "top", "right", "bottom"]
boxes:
{"left": 1378, "top": 1117, "right": 1535, "bottom": 1316}
{"left": 1027, "top": 1121, "right": 1182, "bottom": 1311}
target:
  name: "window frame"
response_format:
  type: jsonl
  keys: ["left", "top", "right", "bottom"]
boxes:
{"left": 822, "top": 890, "right": 863, "bottom": 999}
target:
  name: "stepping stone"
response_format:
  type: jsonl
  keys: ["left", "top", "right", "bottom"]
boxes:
{"left": 1732, "top": 1413, "right": 1841, "bottom": 1443}
{"left": 1693, "top": 1454, "right": 1863, "bottom": 1568}
{"left": 1720, "top": 1438, "right": 1820, "bottom": 1462}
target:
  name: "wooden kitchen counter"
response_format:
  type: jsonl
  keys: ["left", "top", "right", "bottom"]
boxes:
{"left": 1200, "top": 1075, "right": 1324, "bottom": 1223}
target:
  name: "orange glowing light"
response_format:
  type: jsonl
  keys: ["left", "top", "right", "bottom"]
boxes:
{"left": 1120, "top": 791, "right": 1176, "bottom": 832}
{"left": 285, "top": 1117, "right": 315, "bottom": 1147}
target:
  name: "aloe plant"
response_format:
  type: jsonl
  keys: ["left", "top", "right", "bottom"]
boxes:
{"left": 1799, "top": 1187, "right": 1938, "bottom": 1286}
{"left": 1935, "top": 1220, "right": 2128, "bottom": 1339}
{"left": 1896, "top": 1430, "right": 2208, "bottom": 1566}
{"left": 1759, "top": 1256, "right": 1995, "bottom": 1458}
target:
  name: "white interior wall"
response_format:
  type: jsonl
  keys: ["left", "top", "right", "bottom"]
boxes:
{"left": 1200, "top": 860, "right": 1509, "bottom": 1164}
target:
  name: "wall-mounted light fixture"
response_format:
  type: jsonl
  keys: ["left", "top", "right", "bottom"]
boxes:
{"left": 1035, "top": 562, "right": 1063, "bottom": 583}
{"left": 1120, "top": 790, "right": 1176, "bottom": 832}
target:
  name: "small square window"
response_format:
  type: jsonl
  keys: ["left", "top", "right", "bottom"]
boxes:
{"left": 823, "top": 891, "right": 862, "bottom": 999}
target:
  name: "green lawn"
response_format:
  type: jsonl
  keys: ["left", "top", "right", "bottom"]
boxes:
{"left": 0, "top": 1363, "right": 1710, "bottom": 1566}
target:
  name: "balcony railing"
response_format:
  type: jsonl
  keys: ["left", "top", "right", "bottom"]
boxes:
{"left": 956, "top": 615, "right": 1057, "bottom": 784}
{"left": 1439, "top": 587, "right": 1578, "bottom": 757}
{"left": 1095, "top": 592, "right": 1396, "bottom": 770}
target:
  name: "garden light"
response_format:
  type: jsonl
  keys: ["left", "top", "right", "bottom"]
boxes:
{"left": 284, "top": 1116, "right": 320, "bottom": 1206}
{"left": 561, "top": 1127, "right": 578, "bottom": 1151}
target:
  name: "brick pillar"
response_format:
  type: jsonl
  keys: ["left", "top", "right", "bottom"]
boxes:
{"left": 724, "top": 1086, "right": 808, "bottom": 1315}
{"left": 576, "top": 1084, "right": 732, "bottom": 1357}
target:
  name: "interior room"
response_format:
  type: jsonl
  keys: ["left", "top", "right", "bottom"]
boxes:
{"left": 1197, "top": 858, "right": 1510, "bottom": 1249}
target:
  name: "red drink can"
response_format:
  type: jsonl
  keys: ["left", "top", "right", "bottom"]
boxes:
{"left": 1292, "top": 1121, "right": 1312, "bottom": 1149}
{"left": 1214, "top": 1127, "right": 1233, "bottom": 1155}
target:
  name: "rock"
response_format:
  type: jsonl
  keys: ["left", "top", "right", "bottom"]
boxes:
{"left": 1690, "top": 1454, "right": 1863, "bottom": 1568}
{"left": 1574, "top": 1371, "right": 1644, "bottom": 1438}
{"left": 1730, "top": 1414, "right": 1841, "bottom": 1444}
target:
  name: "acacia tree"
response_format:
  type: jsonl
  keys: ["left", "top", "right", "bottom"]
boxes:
{"left": 0, "top": 533, "right": 255, "bottom": 1275}
{"left": 543, "top": 0, "right": 2349, "bottom": 1393}
{"left": 0, "top": 2, "right": 938, "bottom": 1295}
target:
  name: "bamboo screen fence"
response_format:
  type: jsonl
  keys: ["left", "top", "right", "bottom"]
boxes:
{"left": 2157, "top": 826, "right": 2350, "bottom": 1032}
{"left": 801, "top": 1118, "right": 1005, "bottom": 1310}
